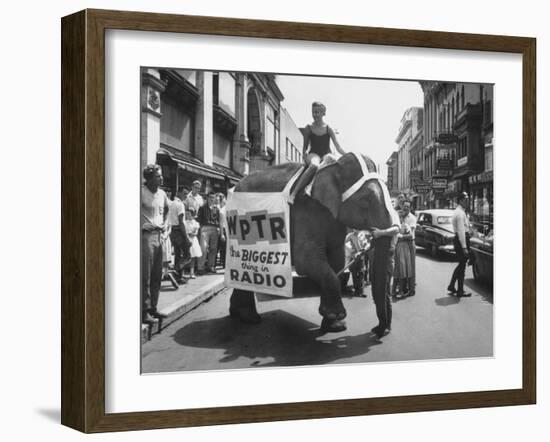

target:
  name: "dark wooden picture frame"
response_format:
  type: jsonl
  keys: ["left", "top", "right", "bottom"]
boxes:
{"left": 61, "top": 9, "right": 536, "bottom": 433}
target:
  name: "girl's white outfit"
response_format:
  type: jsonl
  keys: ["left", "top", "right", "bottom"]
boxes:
{"left": 185, "top": 219, "right": 202, "bottom": 258}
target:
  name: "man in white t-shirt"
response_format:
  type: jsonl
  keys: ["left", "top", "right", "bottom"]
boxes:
{"left": 141, "top": 164, "right": 170, "bottom": 324}
{"left": 168, "top": 191, "right": 190, "bottom": 283}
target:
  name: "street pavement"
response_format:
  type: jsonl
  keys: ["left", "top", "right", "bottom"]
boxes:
{"left": 142, "top": 248, "right": 493, "bottom": 373}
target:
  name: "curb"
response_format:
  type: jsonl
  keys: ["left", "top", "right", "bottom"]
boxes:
{"left": 142, "top": 279, "right": 227, "bottom": 343}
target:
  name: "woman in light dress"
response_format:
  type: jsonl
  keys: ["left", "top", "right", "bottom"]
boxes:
{"left": 184, "top": 207, "right": 202, "bottom": 278}
{"left": 393, "top": 211, "right": 414, "bottom": 297}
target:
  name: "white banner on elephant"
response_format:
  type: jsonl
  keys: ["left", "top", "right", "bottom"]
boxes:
{"left": 224, "top": 191, "right": 293, "bottom": 297}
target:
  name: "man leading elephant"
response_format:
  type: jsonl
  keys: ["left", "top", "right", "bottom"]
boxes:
{"left": 370, "top": 225, "right": 399, "bottom": 337}
{"left": 229, "top": 152, "right": 399, "bottom": 335}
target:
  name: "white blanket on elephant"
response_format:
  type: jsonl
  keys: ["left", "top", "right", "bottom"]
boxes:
{"left": 224, "top": 168, "right": 302, "bottom": 297}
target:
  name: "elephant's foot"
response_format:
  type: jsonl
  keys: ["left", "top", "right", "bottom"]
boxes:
{"left": 229, "top": 307, "right": 261, "bottom": 324}
{"left": 320, "top": 317, "right": 347, "bottom": 333}
{"left": 318, "top": 302, "right": 347, "bottom": 321}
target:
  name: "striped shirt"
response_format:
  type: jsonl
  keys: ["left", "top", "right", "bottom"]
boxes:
{"left": 198, "top": 204, "right": 220, "bottom": 228}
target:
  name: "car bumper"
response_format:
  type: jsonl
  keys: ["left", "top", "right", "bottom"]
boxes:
{"left": 438, "top": 244, "right": 455, "bottom": 254}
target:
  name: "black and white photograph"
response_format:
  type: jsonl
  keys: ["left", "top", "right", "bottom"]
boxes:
{"left": 140, "top": 68, "right": 494, "bottom": 374}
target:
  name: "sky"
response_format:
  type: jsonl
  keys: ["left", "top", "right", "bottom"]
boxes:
{"left": 276, "top": 74, "right": 424, "bottom": 176}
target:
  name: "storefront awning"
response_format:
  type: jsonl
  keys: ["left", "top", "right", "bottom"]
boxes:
{"left": 157, "top": 146, "right": 236, "bottom": 182}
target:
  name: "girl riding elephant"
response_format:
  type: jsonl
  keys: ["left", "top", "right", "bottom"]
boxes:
{"left": 290, "top": 102, "right": 347, "bottom": 203}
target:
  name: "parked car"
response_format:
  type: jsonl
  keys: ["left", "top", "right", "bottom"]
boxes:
{"left": 415, "top": 209, "right": 456, "bottom": 257}
{"left": 469, "top": 222, "right": 494, "bottom": 285}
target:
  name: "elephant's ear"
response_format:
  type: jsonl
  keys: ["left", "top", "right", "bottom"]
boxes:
{"left": 311, "top": 163, "right": 342, "bottom": 219}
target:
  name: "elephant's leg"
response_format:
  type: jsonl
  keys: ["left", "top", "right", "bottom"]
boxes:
{"left": 371, "top": 236, "right": 392, "bottom": 336}
{"left": 304, "top": 256, "right": 347, "bottom": 319}
{"left": 312, "top": 262, "right": 347, "bottom": 332}
{"left": 229, "top": 289, "right": 261, "bottom": 324}
{"left": 326, "top": 244, "right": 347, "bottom": 314}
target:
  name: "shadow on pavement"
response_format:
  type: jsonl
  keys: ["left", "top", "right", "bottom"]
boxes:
{"left": 171, "top": 309, "right": 383, "bottom": 369}
{"left": 434, "top": 293, "right": 462, "bottom": 307}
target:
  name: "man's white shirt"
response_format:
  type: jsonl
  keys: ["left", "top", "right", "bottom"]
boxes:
{"left": 452, "top": 205, "right": 471, "bottom": 248}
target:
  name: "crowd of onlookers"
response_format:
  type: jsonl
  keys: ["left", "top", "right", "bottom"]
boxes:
{"left": 141, "top": 164, "right": 228, "bottom": 324}
{"left": 165, "top": 179, "right": 227, "bottom": 283}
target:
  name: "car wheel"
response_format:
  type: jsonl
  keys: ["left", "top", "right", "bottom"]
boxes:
{"left": 430, "top": 244, "right": 438, "bottom": 258}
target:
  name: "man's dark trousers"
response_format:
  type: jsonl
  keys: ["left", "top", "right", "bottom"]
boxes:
{"left": 450, "top": 234, "right": 470, "bottom": 293}
{"left": 372, "top": 236, "right": 392, "bottom": 330}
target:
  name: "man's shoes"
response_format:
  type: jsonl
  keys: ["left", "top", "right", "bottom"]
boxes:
{"left": 142, "top": 313, "right": 159, "bottom": 324}
{"left": 354, "top": 289, "right": 367, "bottom": 298}
{"left": 371, "top": 325, "right": 390, "bottom": 339}
{"left": 447, "top": 285, "right": 457, "bottom": 294}
{"left": 457, "top": 291, "right": 472, "bottom": 297}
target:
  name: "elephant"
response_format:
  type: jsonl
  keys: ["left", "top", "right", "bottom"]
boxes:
{"left": 228, "top": 152, "right": 399, "bottom": 335}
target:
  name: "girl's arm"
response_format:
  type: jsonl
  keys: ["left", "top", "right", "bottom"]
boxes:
{"left": 328, "top": 126, "right": 346, "bottom": 156}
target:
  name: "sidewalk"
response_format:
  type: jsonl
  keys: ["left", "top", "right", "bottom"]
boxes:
{"left": 142, "top": 270, "right": 227, "bottom": 342}
{"left": 142, "top": 270, "right": 355, "bottom": 341}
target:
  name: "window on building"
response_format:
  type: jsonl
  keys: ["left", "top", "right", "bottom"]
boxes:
{"left": 160, "top": 94, "right": 195, "bottom": 154}
{"left": 213, "top": 131, "right": 232, "bottom": 167}
{"left": 265, "top": 103, "right": 276, "bottom": 152}
{"left": 453, "top": 97, "right": 458, "bottom": 122}
{"left": 485, "top": 145, "right": 493, "bottom": 171}
{"left": 175, "top": 70, "right": 196, "bottom": 86}
{"left": 461, "top": 85, "right": 465, "bottom": 109}
{"left": 213, "top": 72, "right": 219, "bottom": 106}
{"left": 213, "top": 72, "right": 236, "bottom": 116}
{"left": 285, "top": 138, "right": 292, "bottom": 161}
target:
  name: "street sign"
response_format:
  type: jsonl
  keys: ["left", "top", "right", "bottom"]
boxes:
{"left": 432, "top": 178, "right": 448, "bottom": 189}
{"left": 469, "top": 170, "right": 494, "bottom": 184}
{"left": 415, "top": 185, "right": 431, "bottom": 193}
{"left": 415, "top": 180, "right": 431, "bottom": 193}
{"left": 436, "top": 132, "right": 459, "bottom": 144}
